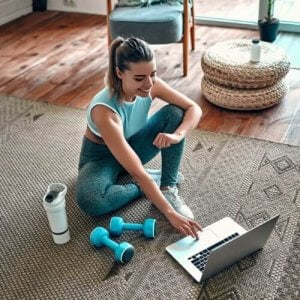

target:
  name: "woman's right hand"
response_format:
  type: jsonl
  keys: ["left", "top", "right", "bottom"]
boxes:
{"left": 166, "top": 211, "right": 202, "bottom": 239}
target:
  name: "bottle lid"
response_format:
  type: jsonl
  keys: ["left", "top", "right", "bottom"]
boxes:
{"left": 252, "top": 39, "right": 260, "bottom": 44}
{"left": 43, "top": 183, "right": 67, "bottom": 210}
{"left": 45, "top": 191, "right": 59, "bottom": 203}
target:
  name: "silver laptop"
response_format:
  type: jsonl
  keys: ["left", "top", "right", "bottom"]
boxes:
{"left": 166, "top": 215, "right": 279, "bottom": 282}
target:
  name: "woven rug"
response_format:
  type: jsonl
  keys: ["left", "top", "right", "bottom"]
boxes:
{"left": 1, "top": 95, "right": 299, "bottom": 300}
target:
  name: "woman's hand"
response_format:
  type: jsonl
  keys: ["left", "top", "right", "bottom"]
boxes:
{"left": 153, "top": 132, "right": 183, "bottom": 149}
{"left": 166, "top": 211, "right": 202, "bottom": 239}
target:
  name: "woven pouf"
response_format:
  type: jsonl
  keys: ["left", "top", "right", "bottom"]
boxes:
{"left": 201, "top": 76, "right": 289, "bottom": 110}
{"left": 201, "top": 39, "right": 290, "bottom": 89}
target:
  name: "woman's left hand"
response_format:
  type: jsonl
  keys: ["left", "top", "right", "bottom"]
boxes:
{"left": 165, "top": 210, "right": 202, "bottom": 239}
{"left": 153, "top": 132, "right": 183, "bottom": 149}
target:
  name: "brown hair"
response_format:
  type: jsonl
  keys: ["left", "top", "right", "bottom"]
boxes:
{"left": 105, "top": 36, "right": 154, "bottom": 100}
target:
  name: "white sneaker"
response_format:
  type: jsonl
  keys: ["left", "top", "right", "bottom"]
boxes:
{"left": 161, "top": 186, "right": 194, "bottom": 220}
{"left": 146, "top": 169, "right": 184, "bottom": 187}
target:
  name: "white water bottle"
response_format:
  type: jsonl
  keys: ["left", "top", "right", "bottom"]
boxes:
{"left": 250, "top": 39, "right": 261, "bottom": 63}
{"left": 43, "top": 183, "right": 70, "bottom": 244}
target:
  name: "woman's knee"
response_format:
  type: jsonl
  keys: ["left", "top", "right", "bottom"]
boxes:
{"left": 163, "top": 104, "right": 185, "bottom": 124}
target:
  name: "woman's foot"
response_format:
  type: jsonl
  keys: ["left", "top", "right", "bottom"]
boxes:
{"left": 161, "top": 186, "right": 194, "bottom": 220}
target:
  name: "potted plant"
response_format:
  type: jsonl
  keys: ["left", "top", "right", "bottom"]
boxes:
{"left": 258, "top": 0, "right": 279, "bottom": 42}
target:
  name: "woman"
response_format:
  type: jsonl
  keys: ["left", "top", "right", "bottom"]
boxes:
{"left": 76, "top": 37, "right": 202, "bottom": 238}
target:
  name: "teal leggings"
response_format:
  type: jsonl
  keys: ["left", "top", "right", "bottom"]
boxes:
{"left": 75, "top": 105, "right": 185, "bottom": 216}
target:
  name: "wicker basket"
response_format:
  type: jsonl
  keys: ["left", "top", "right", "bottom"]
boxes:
{"left": 201, "top": 76, "right": 289, "bottom": 110}
{"left": 201, "top": 39, "right": 290, "bottom": 89}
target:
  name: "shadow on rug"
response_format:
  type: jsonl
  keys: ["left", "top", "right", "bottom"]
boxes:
{"left": 1, "top": 95, "right": 299, "bottom": 300}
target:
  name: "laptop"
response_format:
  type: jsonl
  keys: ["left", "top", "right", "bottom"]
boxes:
{"left": 166, "top": 214, "right": 279, "bottom": 282}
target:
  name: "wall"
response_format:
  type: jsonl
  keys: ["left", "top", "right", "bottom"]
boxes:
{"left": 0, "top": 0, "right": 32, "bottom": 26}
{"left": 47, "top": 0, "right": 117, "bottom": 15}
{"left": 0, "top": 0, "right": 116, "bottom": 26}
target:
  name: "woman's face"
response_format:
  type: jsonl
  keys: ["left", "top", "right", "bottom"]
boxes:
{"left": 116, "top": 60, "right": 157, "bottom": 101}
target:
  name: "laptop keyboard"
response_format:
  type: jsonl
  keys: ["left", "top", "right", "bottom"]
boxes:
{"left": 188, "top": 232, "right": 240, "bottom": 272}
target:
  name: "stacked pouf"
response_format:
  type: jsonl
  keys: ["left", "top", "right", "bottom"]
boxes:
{"left": 201, "top": 39, "right": 290, "bottom": 110}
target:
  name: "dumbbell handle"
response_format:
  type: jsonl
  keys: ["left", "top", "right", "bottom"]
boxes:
{"left": 123, "top": 223, "right": 143, "bottom": 231}
{"left": 102, "top": 235, "right": 119, "bottom": 250}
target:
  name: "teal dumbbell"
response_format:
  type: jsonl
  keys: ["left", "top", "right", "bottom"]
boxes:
{"left": 109, "top": 217, "right": 157, "bottom": 238}
{"left": 90, "top": 227, "right": 134, "bottom": 263}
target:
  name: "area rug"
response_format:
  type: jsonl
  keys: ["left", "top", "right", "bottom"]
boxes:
{"left": 1, "top": 95, "right": 299, "bottom": 300}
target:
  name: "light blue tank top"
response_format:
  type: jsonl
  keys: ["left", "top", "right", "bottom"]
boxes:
{"left": 87, "top": 88, "right": 152, "bottom": 140}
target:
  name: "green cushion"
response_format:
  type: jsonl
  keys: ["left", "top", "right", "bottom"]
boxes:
{"left": 109, "top": 4, "right": 184, "bottom": 44}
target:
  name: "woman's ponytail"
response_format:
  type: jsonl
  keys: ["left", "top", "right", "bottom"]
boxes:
{"left": 105, "top": 36, "right": 153, "bottom": 100}
{"left": 105, "top": 36, "right": 124, "bottom": 100}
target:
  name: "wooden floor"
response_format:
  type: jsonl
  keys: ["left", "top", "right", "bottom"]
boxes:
{"left": 1, "top": 11, "right": 299, "bottom": 146}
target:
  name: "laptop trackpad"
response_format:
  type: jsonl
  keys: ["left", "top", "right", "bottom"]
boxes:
{"left": 171, "top": 228, "right": 220, "bottom": 254}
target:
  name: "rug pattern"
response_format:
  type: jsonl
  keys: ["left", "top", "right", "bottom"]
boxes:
{"left": 0, "top": 95, "right": 299, "bottom": 299}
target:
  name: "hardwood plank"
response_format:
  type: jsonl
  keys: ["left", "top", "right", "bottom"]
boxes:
{"left": 0, "top": 27, "right": 106, "bottom": 100}
{"left": 0, "top": 13, "right": 105, "bottom": 86}
{"left": 0, "top": 11, "right": 62, "bottom": 45}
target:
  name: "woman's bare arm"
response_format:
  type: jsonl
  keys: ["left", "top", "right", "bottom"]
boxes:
{"left": 150, "top": 77, "right": 202, "bottom": 148}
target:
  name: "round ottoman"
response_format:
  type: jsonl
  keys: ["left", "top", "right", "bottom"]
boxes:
{"left": 201, "top": 77, "right": 289, "bottom": 110}
{"left": 201, "top": 39, "right": 290, "bottom": 110}
{"left": 201, "top": 39, "right": 290, "bottom": 89}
